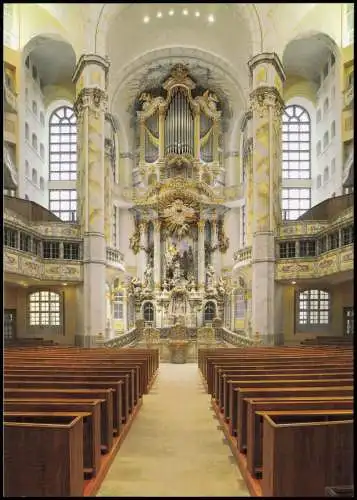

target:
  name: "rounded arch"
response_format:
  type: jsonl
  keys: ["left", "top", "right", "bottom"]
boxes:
{"left": 142, "top": 301, "right": 155, "bottom": 323}
{"left": 204, "top": 300, "right": 217, "bottom": 323}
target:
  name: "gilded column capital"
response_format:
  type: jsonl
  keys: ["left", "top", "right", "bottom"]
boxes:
{"left": 74, "top": 87, "right": 108, "bottom": 118}
{"left": 198, "top": 219, "right": 206, "bottom": 232}
{"left": 249, "top": 87, "right": 285, "bottom": 118}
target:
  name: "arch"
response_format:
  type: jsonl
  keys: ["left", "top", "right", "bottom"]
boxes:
{"left": 204, "top": 301, "right": 216, "bottom": 323}
{"left": 142, "top": 301, "right": 155, "bottom": 323}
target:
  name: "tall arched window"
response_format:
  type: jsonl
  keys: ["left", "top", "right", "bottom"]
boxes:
{"left": 297, "top": 289, "right": 330, "bottom": 326}
{"left": 204, "top": 301, "right": 216, "bottom": 323}
{"left": 29, "top": 290, "right": 61, "bottom": 326}
{"left": 282, "top": 105, "right": 311, "bottom": 180}
{"left": 49, "top": 106, "right": 77, "bottom": 181}
{"left": 143, "top": 302, "right": 154, "bottom": 323}
{"left": 113, "top": 290, "right": 124, "bottom": 320}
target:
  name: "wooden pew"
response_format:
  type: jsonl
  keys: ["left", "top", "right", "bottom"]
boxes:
{"left": 4, "top": 379, "right": 124, "bottom": 437}
{"left": 4, "top": 400, "right": 102, "bottom": 477}
{"left": 235, "top": 386, "right": 354, "bottom": 445}
{"left": 261, "top": 412, "right": 354, "bottom": 497}
{"left": 325, "top": 485, "right": 354, "bottom": 497}
{"left": 4, "top": 413, "right": 84, "bottom": 497}
{"left": 245, "top": 399, "right": 354, "bottom": 478}
{"left": 4, "top": 387, "right": 114, "bottom": 452}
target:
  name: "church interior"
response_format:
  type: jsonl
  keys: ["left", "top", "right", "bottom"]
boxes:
{"left": 3, "top": 3, "right": 354, "bottom": 497}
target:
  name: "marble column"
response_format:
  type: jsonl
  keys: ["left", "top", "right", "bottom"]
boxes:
{"left": 73, "top": 53, "right": 110, "bottom": 347}
{"left": 153, "top": 219, "right": 161, "bottom": 291}
{"left": 248, "top": 53, "right": 285, "bottom": 345}
{"left": 197, "top": 219, "right": 206, "bottom": 289}
{"left": 139, "top": 221, "right": 147, "bottom": 281}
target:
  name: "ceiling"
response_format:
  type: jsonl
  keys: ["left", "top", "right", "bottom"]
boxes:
{"left": 29, "top": 37, "right": 76, "bottom": 86}
{"left": 283, "top": 33, "right": 335, "bottom": 83}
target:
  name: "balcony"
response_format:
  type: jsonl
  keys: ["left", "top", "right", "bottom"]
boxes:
{"left": 344, "top": 86, "right": 354, "bottom": 109}
{"left": 276, "top": 244, "right": 353, "bottom": 281}
{"left": 106, "top": 247, "right": 125, "bottom": 271}
{"left": 4, "top": 79, "right": 17, "bottom": 113}
{"left": 4, "top": 247, "right": 83, "bottom": 282}
{"left": 4, "top": 145, "right": 18, "bottom": 189}
{"left": 233, "top": 247, "right": 252, "bottom": 269}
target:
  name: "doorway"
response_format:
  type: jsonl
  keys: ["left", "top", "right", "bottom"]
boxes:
{"left": 4, "top": 309, "right": 17, "bottom": 341}
{"left": 343, "top": 307, "right": 354, "bottom": 336}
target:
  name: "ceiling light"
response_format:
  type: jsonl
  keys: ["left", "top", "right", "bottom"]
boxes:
{"left": 291, "top": 281, "right": 296, "bottom": 285}
{"left": 169, "top": 9, "right": 174, "bottom": 16}
{"left": 208, "top": 14, "right": 215, "bottom": 23}
{"left": 182, "top": 9, "right": 188, "bottom": 16}
{"left": 195, "top": 11, "right": 200, "bottom": 17}
{"left": 63, "top": 282, "right": 68, "bottom": 286}
{"left": 143, "top": 16, "right": 150, "bottom": 23}
{"left": 157, "top": 11, "right": 162, "bottom": 18}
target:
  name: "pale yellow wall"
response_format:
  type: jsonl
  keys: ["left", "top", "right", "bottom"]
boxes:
{"left": 4, "top": 283, "right": 80, "bottom": 345}
{"left": 282, "top": 280, "right": 354, "bottom": 344}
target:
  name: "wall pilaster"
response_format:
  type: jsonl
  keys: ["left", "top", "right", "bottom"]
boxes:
{"left": 248, "top": 53, "right": 285, "bottom": 344}
{"left": 73, "top": 53, "right": 110, "bottom": 346}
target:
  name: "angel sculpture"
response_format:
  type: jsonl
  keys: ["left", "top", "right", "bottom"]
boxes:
{"left": 203, "top": 89, "right": 219, "bottom": 112}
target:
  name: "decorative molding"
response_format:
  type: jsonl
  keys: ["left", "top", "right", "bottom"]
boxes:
{"left": 275, "top": 245, "right": 354, "bottom": 280}
{"left": 4, "top": 248, "right": 83, "bottom": 282}
{"left": 72, "top": 53, "right": 110, "bottom": 84}
{"left": 73, "top": 87, "right": 108, "bottom": 118}
{"left": 249, "top": 86, "right": 285, "bottom": 118}
{"left": 248, "top": 52, "right": 286, "bottom": 82}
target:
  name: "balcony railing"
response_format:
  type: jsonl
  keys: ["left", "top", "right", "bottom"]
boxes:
{"left": 233, "top": 247, "right": 252, "bottom": 265}
{"left": 344, "top": 86, "right": 354, "bottom": 108}
{"left": 4, "top": 145, "right": 18, "bottom": 187}
{"left": 218, "top": 327, "right": 256, "bottom": 346}
{"left": 104, "top": 327, "right": 138, "bottom": 348}
{"left": 4, "top": 80, "right": 17, "bottom": 113}
{"left": 106, "top": 247, "right": 125, "bottom": 270}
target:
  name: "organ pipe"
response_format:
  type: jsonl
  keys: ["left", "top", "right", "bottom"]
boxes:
{"left": 164, "top": 87, "right": 194, "bottom": 156}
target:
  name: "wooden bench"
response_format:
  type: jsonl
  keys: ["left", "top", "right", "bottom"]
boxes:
{"left": 245, "top": 400, "right": 354, "bottom": 478}
{"left": 261, "top": 412, "right": 354, "bottom": 497}
{"left": 4, "top": 413, "right": 84, "bottom": 497}
{"left": 325, "top": 486, "right": 354, "bottom": 497}
{"left": 4, "top": 400, "right": 102, "bottom": 477}
{"left": 4, "top": 387, "right": 114, "bottom": 452}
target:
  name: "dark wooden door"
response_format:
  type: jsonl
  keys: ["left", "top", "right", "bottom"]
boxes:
{"left": 4, "top": 309, "right": 17, "bottom": 341}
{"left": 343, "top": 307, "right": 354, "bottom": 336}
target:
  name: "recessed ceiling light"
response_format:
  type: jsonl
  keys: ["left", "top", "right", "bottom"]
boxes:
{"left": 195, "top": 11, "right": 200, "bottom": 17}
{"left": 208, "top": 14, "right": 215, "bottom": 23}
{"left": 157, "top": 11, "right": 162, "bottom": 18}
{"left": 182, "top": 9, "right": 188, "bottom": 16}
{"left": 291, "top": 281, "right": 296, "bottom": 285}
{"left": 63, "top": 282, "right": 68, "bottom": 286}
{"left": 143, "top": 16, "right": 150, "bottom": 23}
{"left": 169, "top": 9, "right": 174, "bottom": 16}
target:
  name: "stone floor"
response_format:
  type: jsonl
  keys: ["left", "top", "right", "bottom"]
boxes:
{"left": 97, "top": 363, "right": 250, "bottom": 497}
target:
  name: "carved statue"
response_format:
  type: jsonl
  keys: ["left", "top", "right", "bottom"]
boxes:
{"left": 203, "top": 89, "right": 219, "bottom": 112}
{"left": 144, "top": 262, "right": 153, "bottom": 288}
{"left": 139, "top": 92, "right": 165, "bottom": 112}
{"left": 129, "top": 277, "right": 142, "bottom": 297}
{"left": 206, "top": 264, "right": 216, "bottom": 290}
{"left": 129, "top": 221, "right": 141, "bottom": 255}
{"left": 217, "top": 276, "right": 227, "bottom": 297}
{"left": 217, "top": 220, "right": 229, "bottom": 253}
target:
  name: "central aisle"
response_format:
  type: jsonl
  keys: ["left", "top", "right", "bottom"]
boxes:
{"left": 97, "top": 363, "right": 249, "bottom": 497}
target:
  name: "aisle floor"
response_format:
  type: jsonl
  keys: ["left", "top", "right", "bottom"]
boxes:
{"left": 97, "top": 363, "right": 250, "bottom": 497}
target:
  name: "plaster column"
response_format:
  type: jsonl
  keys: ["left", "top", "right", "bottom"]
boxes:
{"left": 139, "top": 221, "right": 147, "bottom": 281}
{"left": 197, "top": 219, "right": 206, "bottom": 289}
{"left": 153, "top": 219, "right": 161, "bottom": 290}
{"left": 248, "top": 53, "right": 285, "bottom": 345}
{"left": 73, "top": 53, "right": 110, "bottom": 347}
{"left": 211, "top": 217, "right": 218, "bottom": 269}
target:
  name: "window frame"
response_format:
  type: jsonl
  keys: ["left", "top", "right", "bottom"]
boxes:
{"left": 28, "top": 290, "right": 62, "bottom": 327}
{"left": 296, "top": 289, "right": 331, "bottom": 330}
{"left": 49, "top": 106, "right": 77, "bottom": 182}
{"left": 49, "top": 189, "right": 77, "bottom": 222}
{"left": 282, "top": 105, "right": 311, "bottom": 180}
{"left": 282, "top": 187, "right": 311, "bottom": 221}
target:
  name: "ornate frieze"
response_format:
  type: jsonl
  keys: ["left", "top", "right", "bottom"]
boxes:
{"left": 275, "top": 244, "right": 354, "bottom": 280}
{"left": 4, "top": 248, "right": 83, "bottom": 281}
{"left": 249, "top": 86, "right": 285, "bottom": 118}
{"left": 73, "top": 87, "right": 108, "bottom": 118}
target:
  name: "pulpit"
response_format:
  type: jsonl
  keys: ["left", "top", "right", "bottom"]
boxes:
{"left": 168, "top": 323, "right": 189, "bottom": 363}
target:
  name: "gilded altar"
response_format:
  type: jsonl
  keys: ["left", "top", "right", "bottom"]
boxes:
{"left": 127, "top": 65, "right": 230, "bottom": 329}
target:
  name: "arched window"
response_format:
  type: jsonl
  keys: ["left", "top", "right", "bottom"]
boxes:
{"left": 204, "top": 301, "right": 216, "bottom": 323}
{"left": 331, "top": 121, "right": 336, "bottom": 138}
{"left": 32, "top": 100, "right": 37, "bottom": 116}
{"left": 282, "top": 105, "right": 311, "bottom": 179}
{"left": 29, "top": 290, "right": 61, "bottom": 326}
{"left": 32, "top": 168, "right": 37, "bottom": 184}
{"left": 32, "top": 133, "right": 38, "bottom": 150}
{"left": 113, "top": 290, "right": 124, "bottom": 320}
{"left": 49, "top": 106, "right": 77, "bottom": 181}
{"left": 297, "top": 289, "right": 330, "bottom": 326}
{"left": 324, "top": 166, "right": 329, "bottom": 182}
{"left": 25, "top": 122, "right": 29, "bottom": 140}
{"left": 323, "top": 131, "right": 329, "bottom": 149}
{"left": 143, "top": 302, "right": 154, "bottom": 323}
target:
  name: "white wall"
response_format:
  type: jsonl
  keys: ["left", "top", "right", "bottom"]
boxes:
{"left": 312, "top": 53, "right": 343, "bottom": 205}
{"left": 23, "top": 55, "right": 48, "bottom": 206}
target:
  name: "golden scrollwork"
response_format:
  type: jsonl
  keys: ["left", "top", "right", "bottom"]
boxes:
{"left": 161, "top": 199, "right": 198, "bottom": 238}
{"left": 249, "top": 87, "right": 285, "bottom": 119}
{"left": 129, "top": 220, "right": 141, "bottom": 255}
{"left": 73, "top": 88, "right": 108, "bottom": 118}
